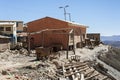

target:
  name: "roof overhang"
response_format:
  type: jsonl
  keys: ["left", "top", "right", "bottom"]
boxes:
{"left": 0, "top": 24, "right": 14, "bottom": 26}
{"left": 0, "top": 20, "right": 23, "bottom": 22}
{"left": 68, "top": 22, "right": 89, "bottom": 28}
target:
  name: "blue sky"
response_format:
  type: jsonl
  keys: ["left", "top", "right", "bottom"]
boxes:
{"left": 0, "top": 0, "right": 120, "bottom": 36}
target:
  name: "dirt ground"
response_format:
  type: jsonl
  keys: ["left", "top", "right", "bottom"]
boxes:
{"left": 0, "top": 49, "right": 58, "bottom": 80}
{"left": 0, "top": 44, "right": 119, "bottom": 80}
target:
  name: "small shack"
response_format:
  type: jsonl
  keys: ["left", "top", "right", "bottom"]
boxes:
{"left": 86, "top": 33, "right": 100, "bottom": 46}
{"left": 0, "top": 35, "right": 10, "bottom": 51}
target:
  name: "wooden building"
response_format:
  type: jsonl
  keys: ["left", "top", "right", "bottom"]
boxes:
{"left": 86, "top": 33, "right": 100, "bottom": 46}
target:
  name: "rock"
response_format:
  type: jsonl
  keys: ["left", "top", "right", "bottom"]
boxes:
{"left": 1, "top": 70, "right": 8, "bottom": 75}
{"left": 15, "top": 75, "right": 19, "bottom": 79}
{"left": 25, "top": 65, "right": 37, "bottom": 69}
{"left": 52, "top": 59, "right": 62, "bottom": 68}
{"left": 19, "top": 48, "right": 28, "bottom": 55}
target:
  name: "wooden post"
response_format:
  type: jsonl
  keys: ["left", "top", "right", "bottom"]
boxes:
{"left": 73, "top": 29, "right": 75, "bottom": 55}
{"left": 42, "top": 32, "right": 44, "bottom": 47}
{"left": 66, "top": 34, "right": 69, "bottom": 59}
{"left": 28, "top": 33, "right": 31, "bottom": 55}
{"left": 80, "top": 29, "right": 83, "bottom": 48}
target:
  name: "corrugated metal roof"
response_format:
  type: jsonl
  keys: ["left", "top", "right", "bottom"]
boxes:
{"left": 0, "top": 20, "right": 23, "bottom": 22}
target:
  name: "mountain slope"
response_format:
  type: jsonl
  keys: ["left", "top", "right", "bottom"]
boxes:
{"left": 101, "top": 35, "right": 120, "bottom": 41}
{"left": 101, "top": 35, "right": 120, "bottom": 47}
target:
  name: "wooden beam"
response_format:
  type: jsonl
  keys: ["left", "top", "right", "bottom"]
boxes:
{"left": 66, "top": 34, "right": 69, "bottom": 59}
{"left": 85, "top": 74, "right": 99, "bottom": 80}
{"left": 30, "top": 28, "right": 73, "bottom": 35}
{"left": 28, "top": 33, "right": 31, "bottom": 55}
{"left": 64, "top": 62, "right": 87, "bottom": 69}
{"left": 64, "top": 67, "right": 89, "bottom": 77}
{"left": 73, "top": 29, "right": 75, "bottom": 54}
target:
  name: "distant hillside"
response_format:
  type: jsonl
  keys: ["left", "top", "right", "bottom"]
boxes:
{"left": 103, "top": 41, "right": 120, "bottom": 48}
{"left": 101, "top": 35, "right": 120, "bottom": 48}
{"left": 101, "top": 35, "right": 120, "bottom": 41}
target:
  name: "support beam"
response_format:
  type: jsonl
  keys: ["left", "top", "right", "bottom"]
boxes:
{"left": 73, "top": 29, "right": 75, "bottom": 54}
{"left": 28, "top": 33, "right": 31, "bottom": 55}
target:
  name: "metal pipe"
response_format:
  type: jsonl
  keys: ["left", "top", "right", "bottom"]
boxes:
{"left": 59, "top": 5, "right": 69, "bottom": 21}
{"left": 67, "top": 13, "right": 71, "bottom": 21}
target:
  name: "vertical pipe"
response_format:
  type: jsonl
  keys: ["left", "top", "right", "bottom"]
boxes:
{"left": 64, "top": 8, "right": 66, "bottom": 21}
{"left": 68, "top": 13, "right": 71, "bottom": 21}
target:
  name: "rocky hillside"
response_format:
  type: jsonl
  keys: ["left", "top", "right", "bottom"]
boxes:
{"left": 101, "top": 35, "right": 120, "bottom": 41}
{"left": 101, "top": 35, "right": 120, "bottom": 48}
{"left": 98, "top": 47, "right": 120, "bottom": 71}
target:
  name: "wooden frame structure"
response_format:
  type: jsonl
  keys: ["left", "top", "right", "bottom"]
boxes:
{"left": 28, "top": 28, "right": 76, "bottom": 59}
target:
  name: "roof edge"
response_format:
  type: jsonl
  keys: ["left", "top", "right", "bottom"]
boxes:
{"left": 26, "top": 16, "right": 89, "bottom": 28}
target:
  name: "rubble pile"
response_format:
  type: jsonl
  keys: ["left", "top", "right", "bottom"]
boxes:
{"left": 3, "top": 61, "right": 57, "bottom": 80}
{"left": 0, "top": 49, "right": 61, "bottom": 80}
{"left": 0, "top": 49, "right": 34, "bottom": 80}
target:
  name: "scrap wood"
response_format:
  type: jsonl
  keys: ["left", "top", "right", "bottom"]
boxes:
{"left": 85, "top": 70, "right": 96, "bottom": 77}
{"left": 65, "top": 65, "right": 89, "bottom": 74}
{"left": 64, "top": 67, "right": 89, "bottom": 77}
{"left": 84, "top": 68, "right": 95, "bottom": 76}
{"left": 64, "top": 62, "right": 87, "bottom": 70}
{"left": 85, "top": 73, "right": 99, "bottom": 80}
